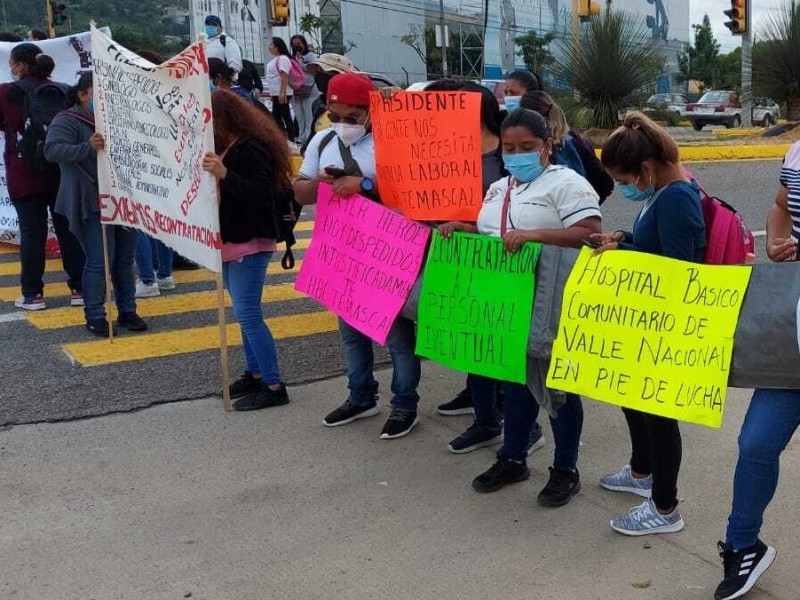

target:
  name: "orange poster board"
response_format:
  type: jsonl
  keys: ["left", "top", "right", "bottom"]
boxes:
{"left": 370, "top": 91, "right": 482, "bottom": 221}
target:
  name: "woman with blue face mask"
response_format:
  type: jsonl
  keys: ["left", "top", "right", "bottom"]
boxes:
{"left": 438, "top": 108, "right": 601, "bottom": 507}
{"left": 590, "top": 112, "right": 705, "bottom": 537}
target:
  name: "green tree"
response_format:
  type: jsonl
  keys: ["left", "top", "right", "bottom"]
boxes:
{"left": 677, "top": 14, "right": 721, "bottom": 92}
{"left": 515, "top": 31, "right": 556, "bottom": 75}
{"left": 401, "top": 24, "right": 480, "bottom": 78}
{"left": 716, "top": 47, "right": 742, "bottom": 91}
{"left": 754, "top": 0, "right": 800, "bottom": 118}
{"left": 553, "top": 11, "right": 664, "bottom": 129}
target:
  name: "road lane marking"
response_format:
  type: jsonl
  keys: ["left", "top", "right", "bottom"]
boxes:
{"left": 0, "top": 311, "right": 26, "bottom": 323}
{"left": 27, "top": 283, "right": 308, "bottom": 330}
{"left": 63, "top": 310, "right": 338, "bottom": 366}
{"left": 0, "top": 259, "right": 305, "bottom": 302}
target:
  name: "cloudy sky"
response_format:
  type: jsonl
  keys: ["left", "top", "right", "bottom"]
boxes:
{"left": 693, "top": 0, "right": 787, "bottom": 51}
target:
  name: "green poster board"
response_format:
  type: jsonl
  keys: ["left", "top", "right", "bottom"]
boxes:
{"left": 416, "top": 231, "right": 541, "bottom": 383}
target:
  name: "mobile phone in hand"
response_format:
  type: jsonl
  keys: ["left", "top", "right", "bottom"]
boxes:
{"left": 582, "top": 238, "right": 602, "bottom": 249}
{"left": 324, "top": 166, "right": 347, "bottom": 179}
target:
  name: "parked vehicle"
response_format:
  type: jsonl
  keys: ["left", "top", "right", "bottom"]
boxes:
{"left": 643, "top": 93, "right": 689, "bottom": 116}
{"left": 752, "top": 97, "right": 780, "bottom": 127}
{"left": 685, "top": 90, "right": 742, "bottom": 130}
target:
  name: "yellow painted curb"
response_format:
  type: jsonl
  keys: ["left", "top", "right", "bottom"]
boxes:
{"left": 713, "top": 128, "right": 765, "bottom": 136}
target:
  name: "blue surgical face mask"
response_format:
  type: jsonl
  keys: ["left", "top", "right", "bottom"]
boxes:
{"left": 503, "top": 151, "right": 545, "bottom": 183}
{"left": 618, "top": 174, "right": 655, "bottom": 202}
{"left": 87, "top": 99, "right": 94, "bottom": 114}
{"left": 209, "top": 79, "right": 218, "bottom": 93}
{"left": 504, "top": 95, "right": 521, "bottom": 112}
{"left": 205, "top": 25, "right": 220, "bottom": 38}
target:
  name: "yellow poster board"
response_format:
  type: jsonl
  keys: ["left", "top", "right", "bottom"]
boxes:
{"left": 546, "top": 248, "right": 752, "bottom": 428}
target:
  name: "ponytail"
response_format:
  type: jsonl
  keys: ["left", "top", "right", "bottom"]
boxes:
{"left": 520, "top": 90, "right": 568, "bottom": 144}
{"left": 601, "top": 111, "right": 680, "bottom": 175}
{"left": 29, "top": 54, "right": 55, "bottom": 78}
{"left": 10, "top": 43, "right": 55, "bottom": 78}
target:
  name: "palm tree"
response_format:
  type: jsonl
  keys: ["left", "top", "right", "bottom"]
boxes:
{"left": 755, "top": 1, "right": 800, "bottom": 119}
{"left": 553, "top": 11, "right": 664, "bottom": 129}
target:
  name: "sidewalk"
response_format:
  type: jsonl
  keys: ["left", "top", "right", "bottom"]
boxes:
{"left": 1, "top": 364, "right": 797, "bottom": 600}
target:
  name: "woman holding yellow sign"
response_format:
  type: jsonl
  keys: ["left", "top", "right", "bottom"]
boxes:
{"left": 439, "top": 108, "right": 601, "bottom": 507}
{"left": 591, "top": 112, "right": 706, "bottom": 536}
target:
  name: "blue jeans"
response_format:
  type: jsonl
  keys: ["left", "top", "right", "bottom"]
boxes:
{"left": 136, "top": 232, "right": 174, "bottom": 283}
{"left": 74, "top": 214, "right": 137, "bottom": 322}
{"left": 726, "top": 388, "right": 800, "bottom": 550}
{"left": 222, "top": 252, "right": 281, "bottom": 385}
{"left": 470, "top": 373, "right": 542, "bottom": 439}
{"left": 493, "top": 381, "right": 583, "bottom": 467}
{"left": 338, "top": 316, "right": 421, "bottom": 411}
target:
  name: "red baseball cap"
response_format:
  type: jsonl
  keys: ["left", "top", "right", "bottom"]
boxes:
{"left": 327, "top": 72, "right": 374, "bottom": 107}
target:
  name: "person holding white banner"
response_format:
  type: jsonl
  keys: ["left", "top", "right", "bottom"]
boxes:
{"left": 1, "top": 43, "right": 85, "bottom": 310}
{"left": 45, "top": 72, "right": 147, "bottom": 336}
{"left": 202, "top": 89, "right": 291, "bottom": 411}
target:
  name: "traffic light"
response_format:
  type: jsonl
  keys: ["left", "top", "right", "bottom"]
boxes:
{"left": 268, "top": 0, "right": 290, "bottom": 26}
{"left": 50, "top": 1, "right": 67, "bottom": 26}
{"left": 576, "top": 0, "right": 601, "bottom": 23}
{"left": 724, "top": 0, "right": 747, "bottom": 35}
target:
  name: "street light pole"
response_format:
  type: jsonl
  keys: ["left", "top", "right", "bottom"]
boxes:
{"left": 439, "top": 0, "right": 448, "bottom": 77}
{"left": 740, "top": 0, "right": 753, "bottom": 127}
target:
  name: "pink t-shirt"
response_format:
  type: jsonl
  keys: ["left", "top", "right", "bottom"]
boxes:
{"left": 222, "top": 238, "right": 277, "bottom": 262}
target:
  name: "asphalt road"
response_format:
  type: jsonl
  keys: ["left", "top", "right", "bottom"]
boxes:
{"left": 0, "top": 159, "right": 782, "bottom": 427}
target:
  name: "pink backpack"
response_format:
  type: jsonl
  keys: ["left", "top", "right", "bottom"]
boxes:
{"left": 288, "top": 58, "right": 305, "bottom": 91}
{"left": 684, "top": 168, "right": 755, "bottom": 265}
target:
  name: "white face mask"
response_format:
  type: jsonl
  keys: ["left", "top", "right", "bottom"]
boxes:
{"left": 331, "top": 123, "right": 367, "bottom": 147}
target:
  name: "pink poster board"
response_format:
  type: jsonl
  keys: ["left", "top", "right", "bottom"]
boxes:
{"left": 295, "top": 184, "right": 430, "bottom": 344}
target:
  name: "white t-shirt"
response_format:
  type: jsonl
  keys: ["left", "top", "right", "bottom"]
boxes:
{"left": 265, "top": 55, "right": 293, "bottom": 96}
{"left": 206, "top": 34, "right": 243, "bottom": 73}
{"left": 478, "top": 165, "right": 600, "bottom": 237}
{"left": 299, "top": 128, "right": 377, "bottom": 181}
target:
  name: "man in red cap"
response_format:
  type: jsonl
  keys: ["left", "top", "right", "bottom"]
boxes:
{"left": 294, "top": 73, "right": 422, "bottom": 440}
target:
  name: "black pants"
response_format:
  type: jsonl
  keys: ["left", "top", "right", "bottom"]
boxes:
{"left": 623, "top": 408, "right": 682, "bottom": 511}
{"left": 12, "top": 194, "right": 85, "bottom": 297}
{"left": 271, "top": 96, "right": 295, "bottom": 138}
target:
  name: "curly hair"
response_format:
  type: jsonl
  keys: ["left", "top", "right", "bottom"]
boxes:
{"left": 211, "top": 89, "right": 290, "bottom": 185}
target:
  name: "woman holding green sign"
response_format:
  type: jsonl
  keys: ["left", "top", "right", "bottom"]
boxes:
{"left": 438, "top": 108, "right": 601, "bottom": 507}
{"left": 591, "top": 112, "right": 706, "bottom": 536}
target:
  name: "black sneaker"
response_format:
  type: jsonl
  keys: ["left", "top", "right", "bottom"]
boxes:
{"left": 230, "top": 372, "right": 262, "bottom": 399}
{"left": 380, "top": 408, "right": 419, "bottom": 440}
{"left": 472, "top": 458, "right": 530, "bottom": 493}
{"left": 86, "top": 318, "right": 115, "bottom": 337}
{"left": 117, "top": 312, "right": 148, "bottom": 331}
{"left": 447, "top": 422, "right": 503, "bottom": 454}
{"left": 437, "top": 388, "right": 474, "bottom": 416}
{"left": 537, "top": 467, "right": 581, "bottom": 507}
{"left": 715, "top": 539, "right": 776, "bottom": 600}
{"left": 233, "top": 383, "right": 289, "bottom": 411}
{"left": 323, "top": 400, "right": 380, "bottom": 427}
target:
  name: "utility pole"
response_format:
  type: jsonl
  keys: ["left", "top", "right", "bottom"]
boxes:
{"left": 45, "top": 0, "right": 55, "bottom": 39}
{"left": 571, "top": 0, "right": 579, "bottom": 99}
{"left": 740, "top": 0, "right": 753, "bottom": 127}
{"left": 439, "top": 0, "right": 448, "bottom": 77}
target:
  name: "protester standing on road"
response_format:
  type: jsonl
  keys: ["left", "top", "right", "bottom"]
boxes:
{"left": 203, "top": 15, "right": 243, "bottom": 75}
{"left": 45, "top": 72, "right": 147, "bottom": 337}
{"left": 504, "top": 69, "right": 540, "bottom": 111}
{"left": 591, "top": 112, "right": 706, "bottom": 535}
{"left": 265, "top": 37, "right": 295, "bottom": 138}
{"left": 438, "top": 108, "right": 600, "bottom": 506}
{"left": 294, "top": 73, "right": 423, "bottom": 440}
{"left": 290, "top": 34, "right": 318, "bottom": 144}
{"left": 711, "top": 142, "right": 800, "bottom": 600}
{"left": 520, "top": 91, "right": 614, "bottom": 203}
{"left": 0, "top": 44, "right": 85, "bottom": 311}
{"left": 202, "top": 89, "right": 291, "bottom": 411}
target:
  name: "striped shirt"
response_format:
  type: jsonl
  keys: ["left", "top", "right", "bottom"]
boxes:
{"left": 779, "top": 141, "right": 800, "bottom": 243}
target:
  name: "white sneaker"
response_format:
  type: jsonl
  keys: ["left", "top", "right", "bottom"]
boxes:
{"left": 156, "top": 276, "right": 175, "bottom": 290}
{"left": 14, "top": 294, "right": 46, "bottom": 311}
{"left": 135, "top": 280, "right": 160, "bottom": 298}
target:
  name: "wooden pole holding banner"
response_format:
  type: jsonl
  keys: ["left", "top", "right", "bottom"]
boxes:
{"left": 100, "top": 222, "right": 114, "bottom": 343}
{"left": 216, "top": 272, "right": 232, "bottom": 412}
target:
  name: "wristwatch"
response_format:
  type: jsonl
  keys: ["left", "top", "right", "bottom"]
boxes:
{"left": 360, "top": 177, "right": 375, "bottom": 193}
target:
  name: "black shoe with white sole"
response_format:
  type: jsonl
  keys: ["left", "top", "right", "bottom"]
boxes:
{"left": 437, "top": 388, "right": 474, "bottom": 416}
{"left": 380, "top": 408, "right": 419, "bottom": 439}
{"left": 323, "top": 400, "right": 379, "bottom": 427}
{"left": 715, "top": 539, "right": 776, "bottom": 600}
